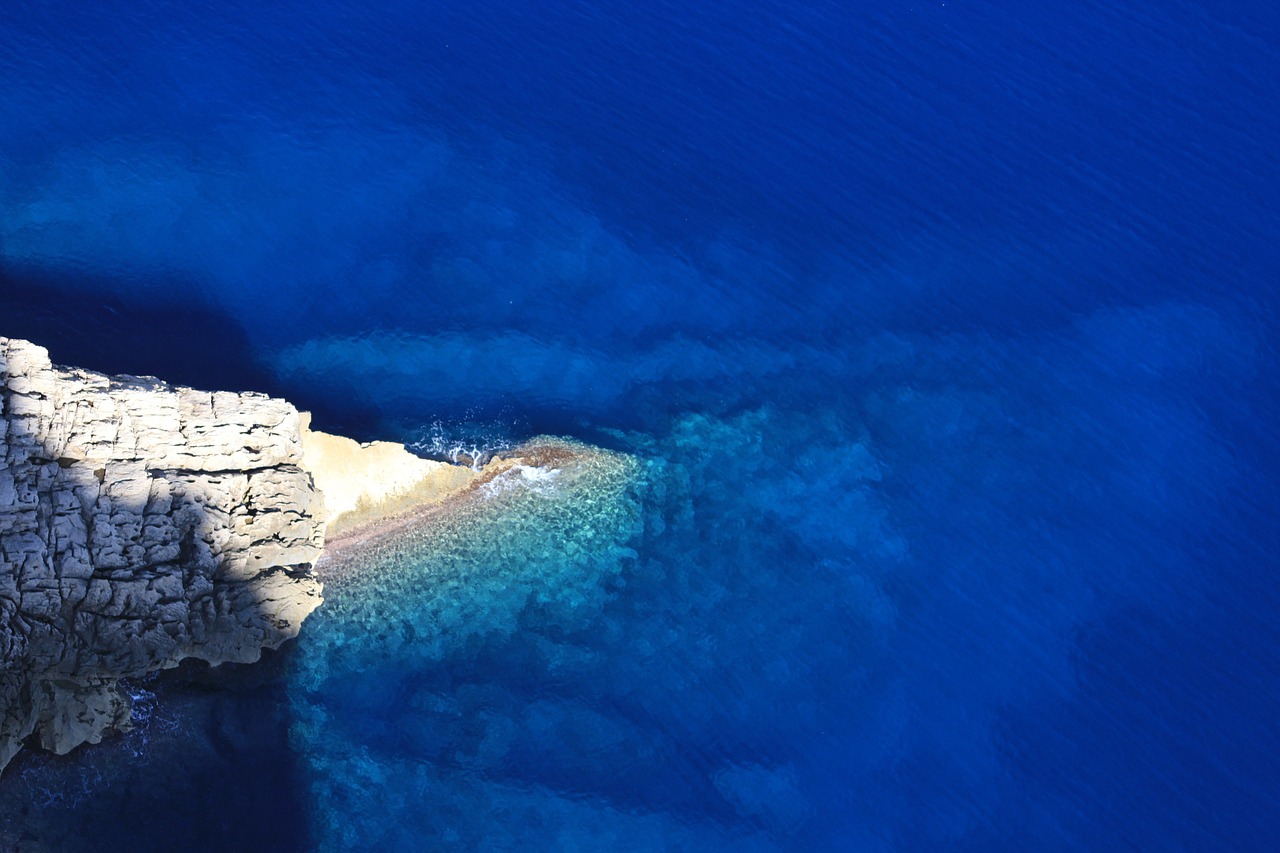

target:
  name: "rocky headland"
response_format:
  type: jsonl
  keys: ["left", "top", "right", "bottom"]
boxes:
{"left": 0, "top": 336, "right": 498, "bottom": 774}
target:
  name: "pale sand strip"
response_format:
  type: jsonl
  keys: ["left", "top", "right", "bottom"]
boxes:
{"left": 300, "top": 414, "right": 487, "bottom": 534}
{"left": 301, "top": 427, "right": 591, "bottom": 582}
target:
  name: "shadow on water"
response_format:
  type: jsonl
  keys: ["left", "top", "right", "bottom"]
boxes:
{"left": 0, "top": 261, "right": 279, "bottom": 397}
{"left": 0, "top": 259, "right": 387, "bottom": 440}
{"left": 0, "top": 657, "right": 316, "bottom": 853}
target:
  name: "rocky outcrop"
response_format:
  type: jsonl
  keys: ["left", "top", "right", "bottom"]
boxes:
{"left": 0, "top": 337, "right": 325, "bottom": 773}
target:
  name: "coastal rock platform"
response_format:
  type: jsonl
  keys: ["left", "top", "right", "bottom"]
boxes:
{"left": 0, "top": 336, "right": 331, "bottom": 771}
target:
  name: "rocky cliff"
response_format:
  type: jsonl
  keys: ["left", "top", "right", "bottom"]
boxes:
{"left": 0, "top": 337, "right": 326, "bottom": 772}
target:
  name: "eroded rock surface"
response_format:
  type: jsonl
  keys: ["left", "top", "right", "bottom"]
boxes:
{"left": 0, "top": 337, "right": 325, "bottom": 772}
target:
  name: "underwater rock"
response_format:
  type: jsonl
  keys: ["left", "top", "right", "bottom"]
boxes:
{"left": 0, "top": 336, "right": 326, "bottom": 773}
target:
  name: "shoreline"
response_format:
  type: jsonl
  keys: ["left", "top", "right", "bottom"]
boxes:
{"left": 311, "top": 439, "right": 598, "bottom": 586}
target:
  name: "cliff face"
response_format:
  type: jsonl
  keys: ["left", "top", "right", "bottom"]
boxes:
{"left": 0, "top": 338, "right": 325, "bottom": 771}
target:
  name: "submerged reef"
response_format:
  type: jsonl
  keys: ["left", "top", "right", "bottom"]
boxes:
{"left": 288, "top": 437, "right": 645, "bottom": 850}
{"left": 0, "top": 336, "right": 499, "bottom": 774}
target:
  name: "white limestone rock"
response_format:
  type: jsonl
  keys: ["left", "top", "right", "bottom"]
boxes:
{"left": 0, "top": 337, "right": 325, "bottom": 773}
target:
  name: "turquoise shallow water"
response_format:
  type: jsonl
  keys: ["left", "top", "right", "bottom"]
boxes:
{"left": 2, "top": 0, "right": 1279, "bottom": 849}
{"left": 292, "top": 441, "right": 654, "bottom": 849}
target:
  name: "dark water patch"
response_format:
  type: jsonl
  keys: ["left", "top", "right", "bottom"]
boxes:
{"left": 0, "top": 652, "right": 312, "bottom": 853}
{"left": 0, "top": 261, "right": 277, "bottom": 394}
{"left": 0, "top": 262, "right": 398, "bottom": 439}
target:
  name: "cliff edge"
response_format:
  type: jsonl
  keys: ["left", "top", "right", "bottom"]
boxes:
{"left": 0, "top": 337, "right": 326, "bottom": 772}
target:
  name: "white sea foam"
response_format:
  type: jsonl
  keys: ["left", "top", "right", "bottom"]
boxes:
{"left": 408, "top": 419, "right": 516, "bottom": 471}
{"left": 479, "top": 464, "right": 562, "bottom": 499}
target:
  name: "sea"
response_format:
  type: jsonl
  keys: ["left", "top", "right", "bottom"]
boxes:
{"left": 1, "top": 0, "right": 1278, "bottom": 850}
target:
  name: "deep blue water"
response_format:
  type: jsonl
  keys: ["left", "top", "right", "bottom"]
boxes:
{"left": 2, "top": 0, "right": 1279, "bottom": 849}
